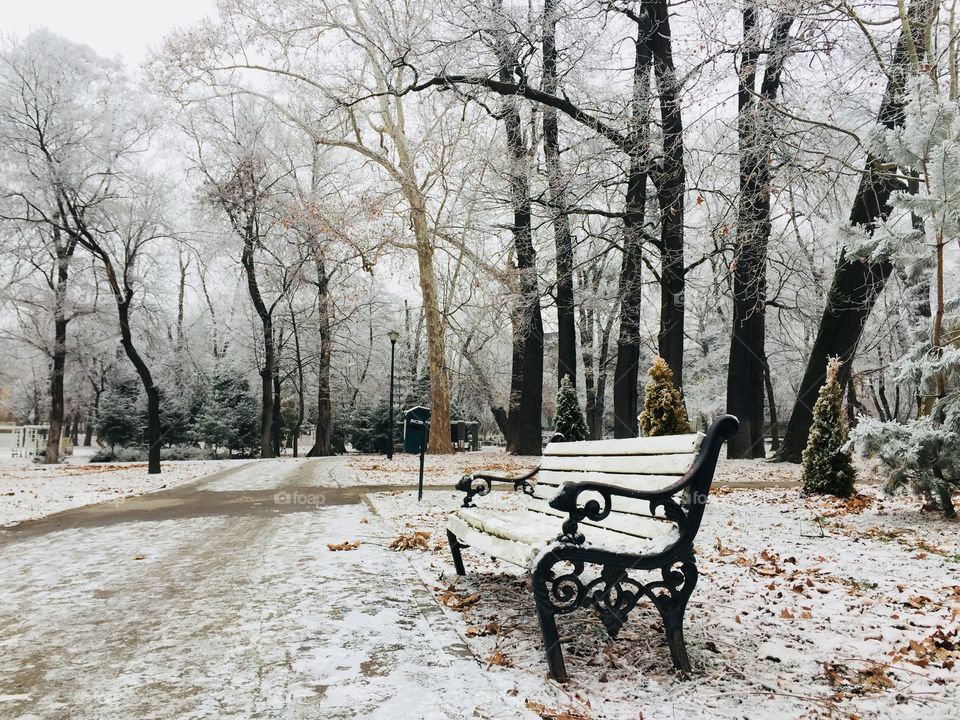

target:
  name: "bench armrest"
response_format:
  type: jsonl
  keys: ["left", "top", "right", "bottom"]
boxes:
{"left": 548, "top": 481, "right": 688, "bottom": 544}
{"left": 456, "top": 467, "right": 538, "bottom": 508}
{"left": 547, "top": 415, "right": 738, "bottom": 544}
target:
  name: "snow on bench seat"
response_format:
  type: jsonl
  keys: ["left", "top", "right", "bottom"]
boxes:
{"left": 447, "top": 506, "right": 679, "bottom": 570}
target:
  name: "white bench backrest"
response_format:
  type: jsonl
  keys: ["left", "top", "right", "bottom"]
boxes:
{"left": 529, "top": 432, "right": 705, "bottom": 540}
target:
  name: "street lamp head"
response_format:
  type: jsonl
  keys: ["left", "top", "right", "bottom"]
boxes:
{"left": 388, "top": 330, "right": 400, "bottom": 344}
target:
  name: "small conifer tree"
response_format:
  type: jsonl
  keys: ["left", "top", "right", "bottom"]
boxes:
{"left": 98, "top": 375, "right": 143, "bottom": 450}
{"left": 639, "top": 357, "right": 691, "bottom": 436}
{"left": 801, "top": 357, "right": 856, "bottom": 497}
{"left": 554, "top": 375, "right": 588, "bottom": 442}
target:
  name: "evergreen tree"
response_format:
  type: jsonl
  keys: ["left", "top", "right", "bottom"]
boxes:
{"left": 349, "top": 403, "right": 392, "bottom": 453}
{"left": 196, "top": 368, "right": 259, "bottom": 456}
{"left": 639, "top": 357, "right": 691, "bottom": 436}
{"left": 802, "top": 357, "right": 856, "bottom": 497}
{"left": 158, "top": 386, "right": 196, "bottom": 446}
{"left": 846, "top": 75, "right": 960, "bottom": 516}
{"left": 554, "top": 375, "right": 588, "bottom": 442}
{"left": 98, "top": 375, "right": 143, "bottom": 449}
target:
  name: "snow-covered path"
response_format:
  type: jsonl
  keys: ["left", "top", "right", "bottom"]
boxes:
{"left": 0, "top": 458, "right": 531, "bottom": 719}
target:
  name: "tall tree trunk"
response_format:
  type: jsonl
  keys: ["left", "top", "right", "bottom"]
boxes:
{"left": 114, "top": 292, "right": 162, "bottom": 474}
{"left": 308, "top": 260, "right": 334, "bottom": 456}
{"left": 595, "top": 309, "right": 616, "bottom": 439}
{"left": 543, "top": 0, "right": 577, "bottom": 388}
{"left": 289, "top": 307, "right": 304, "bottom": 458}
{"left": 726, "top": 9, "right": 793, "bottom": 458}
{"left": 241, "top": 232, "right": 275, "bottom": 459}
{"left": 495, "top": 11, "right": 544, "bottom": 455}
{"left": 45, "top": 315, "right": 68, "bottom": 464}
{"left": 394, "top": 147, "right": 453, "bottom": 453}
{"left": 44, "top": 228, "right": 76, "bottom": 464}
{"left": 176, "top": 248, "right": 188, "bottom": 350}
{"left": 613, "top": 10, "right": 654, "bottom": 438}
{"left": 763, "top": 354, "right": 780, "bottom": 451}
{"left": 87, "top": 367, "right": 104, "bottom": 447}
{"left": 260, "top": 326, "right": 275, "bottom": 458}
{"left": 777, "top": 0, "right": 933, "bottom": 461}
{"left": 578, "top": 269, "right": 598, "bottom": 437}
{"left": 272, "top": 358, "right": 282, "bottom": 457}
{"left": 649, "top": 0, "right": 686, "bottom": 388}
{"left": 83, "top": 411, "right": 94, "bottom": 447}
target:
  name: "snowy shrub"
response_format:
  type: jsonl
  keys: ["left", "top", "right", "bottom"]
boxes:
{"left": 851, "top": 330, "right": 960, "bottom": 515}
{"left": 554, "top": 375, "right": 588, "bottom": 442}
{"left": 91, "top": 445, "right": 216, "bottom": 463}
{"left": 639, "top": 356, "right": 691, "bottom": 437}
{"left": 802, "top": 357, "right": 856, "bottom": 497}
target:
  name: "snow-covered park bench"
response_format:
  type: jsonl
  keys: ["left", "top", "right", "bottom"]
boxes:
{"left": 446, "top": 415, "right": 739, "bottom": 681}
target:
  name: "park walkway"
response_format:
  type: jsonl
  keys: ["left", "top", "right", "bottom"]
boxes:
{"left": 0, "top": 459, "right": 531, "bottom": 719}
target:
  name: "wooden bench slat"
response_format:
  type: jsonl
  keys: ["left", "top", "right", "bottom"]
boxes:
{"left": 537, "top": 470, "right": 683, "bottom": 494}
{"left": 447, "top": 514, "right": 538, "bottom": 567}
{"left": 528, "top": 504, "right": 674, "bottom": 539}
{"left": 540, "top": 453, "right": 697, "bottom": 475}
{"left": 530, "top": 484, "right": 675, "bottom": 519}
{"left": 544, "top": 432, "right": 703, "bottom": 457}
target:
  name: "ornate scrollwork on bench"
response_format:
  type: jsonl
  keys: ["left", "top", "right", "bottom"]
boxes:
{"left": 533, "top": 551, "right": 700, "bottom": 643}
{"left": 455, "top": 467, "right": 538, "bottom": 508}
{"left": 548, "top": 482, "right": 689, "bottom": 546}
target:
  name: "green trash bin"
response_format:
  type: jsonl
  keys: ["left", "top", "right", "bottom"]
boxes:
{"left": 403, "top": 406, "right": 431, "bottom": 453}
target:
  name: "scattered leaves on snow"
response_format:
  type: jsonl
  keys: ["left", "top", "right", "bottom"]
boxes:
{"left": 389, "top": 530, "right": 431, "bottom": 551}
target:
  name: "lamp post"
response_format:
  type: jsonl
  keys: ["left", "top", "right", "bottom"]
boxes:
{"left": 387, "top": 330, "right": 399, "bottom": 459}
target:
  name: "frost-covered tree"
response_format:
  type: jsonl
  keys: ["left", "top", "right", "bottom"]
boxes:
{"left": 802, "top": 357, "right": 856, "bottom": 497}
{"left": 196, "top": 367, "right": 259, "bottom": 456}
{"left": 98, "top": 376, "right": 142, "bottom": 450}
{"left": 639, "top": 357, "right": 691, "bottom": 437}
{"left": 849, "top": 74, "right": 960, "bottom": 517}
{"left": 0, "top": 32, "right": 120, "bottom": 464}
{"left": 554, "top": 375, "right": 588, "bottom": 442}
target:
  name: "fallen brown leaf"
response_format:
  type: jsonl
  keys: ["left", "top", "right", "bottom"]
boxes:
{"left": 485, "top": 650, "right": 512, "bottom": 667}
{"left": 327, "top": 540, "right": 361, "bottom": 551}
{"left": 524, "top": 700, "right": 590, "bottom": 720}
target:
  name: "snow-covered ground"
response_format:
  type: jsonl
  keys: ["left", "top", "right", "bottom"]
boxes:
{"left": 369, "top": 477, "right": 960, "bottom": 719}
{"left": 346, "top": 450, "right": 540, "bottom": 486}
{"left": 0, "top": 455, "right": 239, "bottom": 527}
{"left": 0, "top": 496, "right": 536, "bottom": 719}
{"left": 5, "top": 448, "right": 958, "bottom": 718}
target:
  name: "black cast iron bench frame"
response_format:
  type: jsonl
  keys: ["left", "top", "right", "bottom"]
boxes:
{"left": 446, "top": 415, "right": 739, "bottom": 681}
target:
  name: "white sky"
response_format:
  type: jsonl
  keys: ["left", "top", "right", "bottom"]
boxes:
{"left": 4, "top": 0, "right": 218, "bottom": 66}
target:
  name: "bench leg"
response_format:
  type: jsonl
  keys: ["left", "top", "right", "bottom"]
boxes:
{"left": 446, "top": 530, "right": 466, "bottom": 576}
{"left": 535, "top": 603, "right": 568, "bottom": 682}
{"left": 652, "top": 596, "right": 692, "bottom": 672}
{"left": 654, "top": 558, "right": 697, "bottom": 673}
{"left": 664, "top": 618, "right": 691, "bottom": 672}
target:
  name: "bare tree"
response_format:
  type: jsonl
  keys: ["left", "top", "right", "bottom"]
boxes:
{"left": 726, "top": 7, "right": 794, "bottom": 459}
